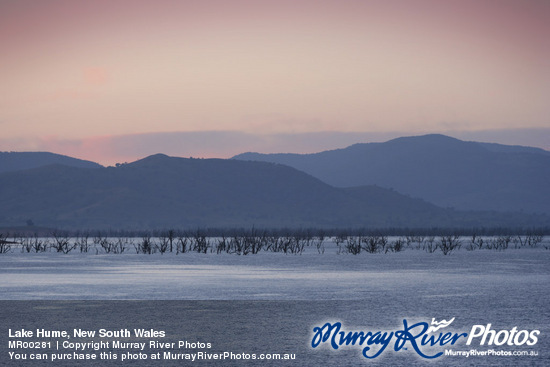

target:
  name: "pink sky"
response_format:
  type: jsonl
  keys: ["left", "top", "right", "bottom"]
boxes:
{"left": 1, "top": 0, "right": 549, "bottom": 164}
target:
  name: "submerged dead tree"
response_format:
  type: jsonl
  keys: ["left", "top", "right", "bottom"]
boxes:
{"left": 0, "top": 233, "right": 13, "bottom": 253}
{"left": 438, "top": 235, "right": 461, "bottom": 255}
{"left": 51, "top": 231, "right": 76, "bottom": 254}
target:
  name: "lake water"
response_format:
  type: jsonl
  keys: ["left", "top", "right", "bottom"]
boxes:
{"left": 0, "top": 242, "right": 548, "bottom": 366}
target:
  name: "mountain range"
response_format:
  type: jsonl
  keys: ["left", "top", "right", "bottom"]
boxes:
{"left": 0, "top": 151, "right": 102, "bottom": 173}
{"left": 234, "top": 134, "right": 550, "bottom": 215}
{"left": 1, "top": 135, "right": 548, "bottom": 230}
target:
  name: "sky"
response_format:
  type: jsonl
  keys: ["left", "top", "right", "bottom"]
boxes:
{"left": 1, "top": 0, "right": 549, "bottom": 165}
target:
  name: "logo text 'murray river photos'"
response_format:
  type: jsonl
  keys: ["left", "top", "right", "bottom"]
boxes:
{"left": 311, "top": 318, "right": 540, "bottom": 359}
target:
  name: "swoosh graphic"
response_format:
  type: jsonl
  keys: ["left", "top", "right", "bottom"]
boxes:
{"left": 427, "top": 317, "right": 455, "bottom": 333}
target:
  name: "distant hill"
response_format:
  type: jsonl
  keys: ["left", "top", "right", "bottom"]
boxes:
{"left": 0, "top": 152, "right": 102, "bottom": 173}
{"left": 233, "top": 134, "right": 550, "bottom": 214}
{"left": 0, "top": 153, "right": 543, "bottom": 230}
